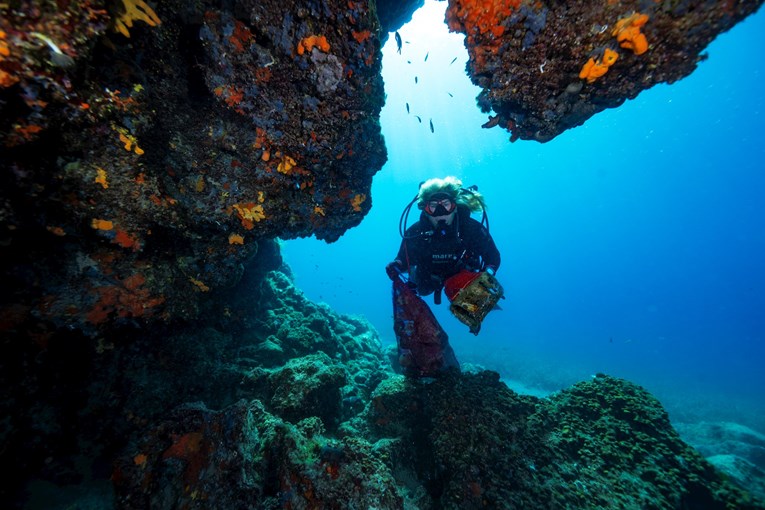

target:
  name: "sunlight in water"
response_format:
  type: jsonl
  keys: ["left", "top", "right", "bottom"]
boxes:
{"left": 379, "top": 0, "right": 510, "bottom": 181}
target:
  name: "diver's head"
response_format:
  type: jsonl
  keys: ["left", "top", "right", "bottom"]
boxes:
{"left": 423, "top": 192, "right": 456, "bottom": 227}
{"left": 418, "top": 177, "right": 461, "bottom": 227}
{"left": 417, "top": 176, "right": 486, "bottom": 217}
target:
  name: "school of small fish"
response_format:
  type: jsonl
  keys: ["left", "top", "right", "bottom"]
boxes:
{"left": 393, "top": 31, "right": 460, "bottom": 135}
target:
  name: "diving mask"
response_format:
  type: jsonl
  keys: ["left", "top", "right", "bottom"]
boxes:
{"left": 425, "top": 197, "right": 456, "bottom": 216}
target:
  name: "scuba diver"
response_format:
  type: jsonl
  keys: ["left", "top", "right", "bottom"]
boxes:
{"left": 385, "top": 176, "right": 504, "bottom": 377}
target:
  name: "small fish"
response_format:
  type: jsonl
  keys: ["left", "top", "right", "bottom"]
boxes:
{"left": 395, "top": 31, "right": 402, "bottom": 54}
{"left": 405, "top": 102, "right": 410, "bottom": 114}
{"left": 407, "top": 60, "right": 411, "bottom": 64}
{"left": 447, "top": 92, "right": 453, "bottom": 97}
{"left": 429, "top": 119, "right": 434, "bottom": 133}
{"left": 482, "top": 115, "right": 500, "bottom": 129}
{"left": 415, "top": 115, "right": 422, "bottom": 123}
{"left": 414, "top": 76, "right": 418, "bottom": 84}
{"left": 424, "top": 52, "right": 429, "bottom": 62}
{"left": 449, "top": 57, "right": 457, "bottom": 65}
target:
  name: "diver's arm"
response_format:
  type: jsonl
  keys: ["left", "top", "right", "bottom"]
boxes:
{"left": 387, "top": 240, "right": 409, "bottom": 280}
{"left": 392, "top": 221, "right": 426, "bottom": 271}
{"left": 393, "top": 240, "right": 408, "bottom": 269}
{"left": 468, "top": 219, "right": 500, "bottom": 273}
{"left": 482, "top": 233, "right": 500, "bottom": 273}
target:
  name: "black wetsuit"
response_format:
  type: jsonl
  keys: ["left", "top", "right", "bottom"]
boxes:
{"left": 395, "top": 205, "right": 501, "bottom": 297}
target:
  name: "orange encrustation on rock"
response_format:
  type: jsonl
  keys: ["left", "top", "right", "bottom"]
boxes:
{"left": 446, "top": 0, "right": 521, "bottom": 44}
{"left": 579, "top": 47, "right": 619, "bottom": 84}
{"left": 297, "top": 35, "right": 330, "bottom": 55}
{"left": 91, "top": 218, "right": 114, "bottom": 231}
{"left": 232, "top": 202, "right": 265, "bottom": 230}
{"left": 613, "top": 13, "right": 649, "bottom": 55}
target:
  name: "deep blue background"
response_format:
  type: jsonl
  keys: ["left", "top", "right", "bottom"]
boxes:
{"left": 284, "top": 1, "right": 765, "bottom": 428}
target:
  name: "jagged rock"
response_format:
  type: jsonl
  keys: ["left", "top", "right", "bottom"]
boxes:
{"left": 0, "top": 0, "right": 386, "bottom": 333}
{"left": 369, "top": 371, "right": 764, "bottom": 509}
{"left": 675, "top": 421, "right": 765, "bottom": 500}
{"left": 707, "top": 454, "right": 765, "bottom": 503}
{"left": 376, "top": 0, "right": 425, "bottom": 34}
{"left": 0, "top": 267, "right": 390, "bottom": 505}
{"left": 114, "top": 399, "right": 404, "bottom": 509}
{"left": 267, "top": 352, "right": 347, "bottom": 428}
{"left": 675, "top": 421, "right": 765, "bottom": 469}
{"left": 446, "top": 0, "right": 764, "bottom": 141}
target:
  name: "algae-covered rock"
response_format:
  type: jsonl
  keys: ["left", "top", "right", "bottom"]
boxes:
{"left": 367, "top": 371, "right": 764, "bottom": 509}
{"left": 447, "top": 0, "right": 764, "bottom": 141}
{"left": 675, "top": 421, "right": 765, "bottom": 501}
{"left": 114, "top": 399, "right": 403, "bottom": 509}
{"left": 0, "top": 0, "right": 387, "bottom": 334}
{"left": 0, "top": 265, "right": 394, "bottom": 505}
{"left": 247, "top": 271, "right": 389, "bottom": 396}
{"left": 538, "top": 374, "right": 753, "bottom": 509}
{"left": 707, "top": 454, "right": 765, "bottom": 503}
{"left": 675, "top": 421, "right": 765, "bottom": 468}
{"left": 268, "top": 352, "right": 347, "bottom": 428}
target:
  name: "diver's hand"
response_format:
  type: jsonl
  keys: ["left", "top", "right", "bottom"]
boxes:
{"left": 386, "top": 261, "right": 403, "bottom": 281}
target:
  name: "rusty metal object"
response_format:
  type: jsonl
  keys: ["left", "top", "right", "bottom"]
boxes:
{"left": 449, "top": 271, "right": 504, "bottom": 334}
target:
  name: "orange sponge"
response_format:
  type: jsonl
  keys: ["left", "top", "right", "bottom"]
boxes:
{"left": 612, "top": 13, "right": 649, "bottom": 55}
{"left": 297, "top": 35, "right": 330, "bottom": 55}
{"left": 579, "top": 48, "right": 618, "bottom": 84}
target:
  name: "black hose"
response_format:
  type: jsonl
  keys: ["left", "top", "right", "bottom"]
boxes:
{"left": 399, "top": 194, "right": 419, "bottom": 238}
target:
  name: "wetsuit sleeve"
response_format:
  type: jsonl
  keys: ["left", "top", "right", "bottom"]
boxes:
{"left": 468, "top": 219, "right": 500, "bottom": 272}
{"left": 482, "top": 232, "right": 501, "bottom": 272}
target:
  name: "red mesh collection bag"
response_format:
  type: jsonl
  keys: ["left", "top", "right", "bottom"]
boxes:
{"left": 392, "top": 279, "right": 450, "bottom": 377}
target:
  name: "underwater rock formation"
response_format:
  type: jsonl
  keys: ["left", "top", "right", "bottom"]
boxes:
{"left": 1, "top": 0, "right": 762, "bottom": 332}
{"left": 446, "top": 0, "right": 765, "bottom": 141}
{"left": 0, "top": 0, "right": 386, "bottom": 333}
{"left": 0, "top": 267, "right": 389, "bottom": 506}
{"left": 675, "top": 421, "right": 765, "bottom": 501}
{"left": 114, "top": 399, "right": 404, "bottom": 509}
{"left": 111, "top": 370, "right": 765, "bottom": 509}
{"left": 3, "top": 1, "right": 765, "bottom": 508}
{"left": 369, "top": 371, "right": 764, "bottom": 509}
{"left": 5, "top": 258, "right": 761, "bottom": 507}
{"left": 377, "top": 0, "right": 426, "bottom": 34}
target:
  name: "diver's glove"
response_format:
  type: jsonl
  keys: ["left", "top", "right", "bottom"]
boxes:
{"left": 386, "top": 260, "right": 404, "bottom": 281}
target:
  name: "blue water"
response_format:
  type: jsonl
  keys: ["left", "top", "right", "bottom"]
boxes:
{"left": 285, "top": 1, "right": 765, "bottom": 427}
